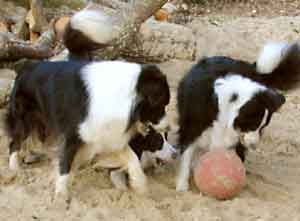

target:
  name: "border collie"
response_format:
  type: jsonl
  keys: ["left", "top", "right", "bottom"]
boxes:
{"left": 175, "top": 42, "right": 300, "bottom": 192}
{"left": 5, "top": 60, "right": 172, "bottom": 199}
{"left": 108, "top": 127, "right": 177, "bottom": 190}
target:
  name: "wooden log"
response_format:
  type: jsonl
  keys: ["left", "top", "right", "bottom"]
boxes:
{"left": 75, "top": 2, "right": 196, "bottom": 62}
{"left": 0, "top": 21, "right": 56, "bottom": 61}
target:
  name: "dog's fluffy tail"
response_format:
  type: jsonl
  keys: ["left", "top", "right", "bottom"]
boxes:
{"left": 63, "top": 8, "right": 112, "bottom": 61}
{"left": 5, "top": 59, "right": 40, "bottom": 141}
{"left": 255, "top": 42, "right": 300, "bottom": 90}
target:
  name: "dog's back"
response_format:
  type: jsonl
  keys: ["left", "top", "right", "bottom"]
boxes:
{"left": 5, "top": 61, "right": 89, "bottom": 144}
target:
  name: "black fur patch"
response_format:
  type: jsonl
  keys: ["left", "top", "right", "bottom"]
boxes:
{"left": 129, "top": 126, "right": 164, "bottom": 159}
{"left": 177, "top": 63, "right": 219, "bottom": 148}
{"left": 230, "top": 93, "right": 238, "bottom": 103}
{"left": 234, "top": 90, "right": 284, "bottom": 133}
{"left": 126, "top": 65, "right": 170, "bottom": 130}
{"left": 198, "top": 44, "right": 300, "bottom": 91}
{"left": 235, "top": 142, "right": 247, "bottom": 162}
{"left": 195, "top": 56, "right": 256, "bottom": 80}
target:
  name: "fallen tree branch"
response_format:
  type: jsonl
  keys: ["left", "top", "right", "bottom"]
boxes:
{"left": 0, "top": 0, "right": 195, "bottom": 64}
{"left": 0, "top": 21, "right": 56, "bottom": 62}
{"left": 90, "top": 19, "right": 196, "bottom": 62}
{"left": 51, "top": 2, "right": 195, "bottom": 62}
{"left": 83, "top": 2, "right": 196, "bottom": 62}
{"left": 96, "top": 0, "right": 129, "bottom": 9}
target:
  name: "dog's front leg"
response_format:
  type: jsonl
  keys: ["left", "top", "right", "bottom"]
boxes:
{"left": 176, "top": 144, "right": 197, "bottom": 192}
{"left": 121, "top": 146, "right": 148, "bottom": 194}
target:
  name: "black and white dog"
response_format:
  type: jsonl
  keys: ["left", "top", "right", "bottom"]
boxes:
{"left": 175, "top": 42, "right": 300, "bottom": 192}
{"left": 107, "top": 127, "right": 176, "bottom": 190}
{"left": 5, "top": 60, "right": 173, "bottom": 198}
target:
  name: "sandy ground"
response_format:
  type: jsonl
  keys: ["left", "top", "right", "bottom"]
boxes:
{"left": 1, "top": 3, "right": 300, "bottom": 221}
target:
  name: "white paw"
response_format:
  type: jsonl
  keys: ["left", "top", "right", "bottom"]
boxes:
{"left": 9, "top": 152, "right": 20, "bottom": 171}
{"left": 110, "top": 170, "right": 128, "bottom": 190}
{"left": 53, "top": 175, "right": 71, "bottom": 210}
{"left": 176, "top": 180, "right": 189, "bottom": 192}
{"left": 55, "top": 174, "right": 70, "bottom": 198}
{"left": 130, "top": 174, "right": 148, "bottom": 194}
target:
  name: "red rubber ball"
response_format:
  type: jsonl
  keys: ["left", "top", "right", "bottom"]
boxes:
{"left": 193, "top": 149, "right": 246, "bottom": 200}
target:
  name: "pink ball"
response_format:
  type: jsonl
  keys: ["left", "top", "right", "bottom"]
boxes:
{"left": 193, "top": 149, "right": 246, "bottom": 200}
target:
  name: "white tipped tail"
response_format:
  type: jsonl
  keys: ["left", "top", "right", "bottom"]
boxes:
{"left": 70, "top": 9, "right": 114, "bottom": 44}
{"left": 256, "top": 42, "right": 290, "bottom": 74}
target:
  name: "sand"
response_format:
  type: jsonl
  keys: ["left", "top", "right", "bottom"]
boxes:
{"left": 1, "top": 12, "right": 300, "bottom": 221}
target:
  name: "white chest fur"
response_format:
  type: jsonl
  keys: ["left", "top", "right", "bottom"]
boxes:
{"left": 79, "top": 61, "right": 141, "bottom": 153}
{"left": 196, "top": 74, "right": 266, "bottom": 151}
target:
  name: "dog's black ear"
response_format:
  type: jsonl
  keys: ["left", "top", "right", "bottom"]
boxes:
{"left": 126, "top": 96, "right": 143, "bottom": 132}
{"left": 261, "top": 89, "right": 285, "bottom": 113}
{"left": 136, "top": 65, "right": 170, "bottom": 107}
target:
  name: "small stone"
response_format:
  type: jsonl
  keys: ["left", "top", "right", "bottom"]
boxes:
{"left": 0, "top": 21, "right": 9, "bottom": 32}
{"left": 0, "top": 78, "right": 14, "bottom": 107}
{"left": 0, "top": 169, "right": 17, "bottom": 185}
{"left": 162, "top": 3, "right": 177, "bottom": 14}
{"left": 23, "top": 151, "right": 47, "bottom": 165}
{"left": 13, "top": 17, "right": 30, "bottom": 40}
{"left": 154, "top": 9, "right": 169, "bottom": 22}
{"left": 181, "top": 3, "right": 188, "bottom": 11}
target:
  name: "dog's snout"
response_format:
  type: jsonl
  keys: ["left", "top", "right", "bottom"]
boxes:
{"left": 152, "top": 116, "right": 170, "bottom": 133}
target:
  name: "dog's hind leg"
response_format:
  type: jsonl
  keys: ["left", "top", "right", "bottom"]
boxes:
{"left": 6, "top": 111, "right": 31, "bottom": 171}
{"left": 55, "top": 132, "right": 82, "bottom": 200}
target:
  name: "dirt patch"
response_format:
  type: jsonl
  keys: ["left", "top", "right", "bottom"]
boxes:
{"left": 170, "top": 0, "right": 300, "bottom": 24}
{"left": 1, "top": 1, "right": 300, "bottom": 220}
